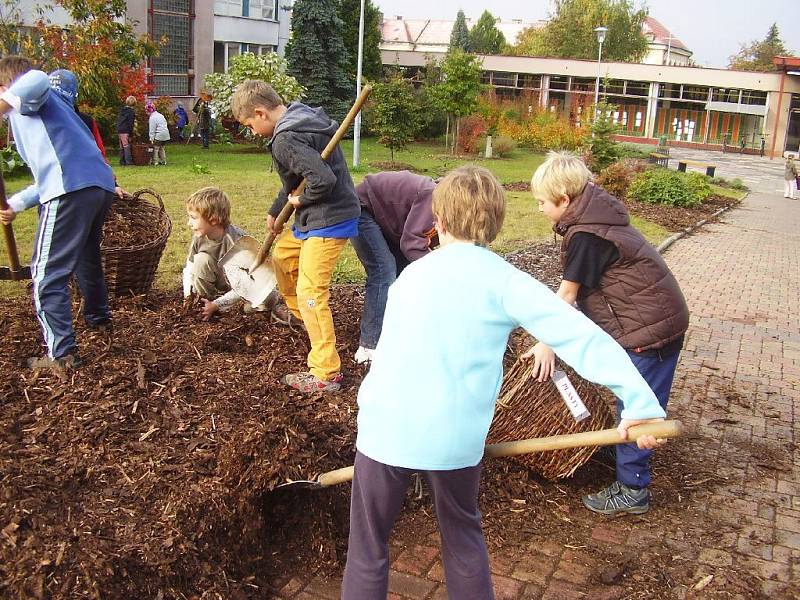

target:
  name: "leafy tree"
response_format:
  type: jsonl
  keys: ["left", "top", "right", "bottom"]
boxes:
{"left": 205, "top": 52, "right": 305, "bottom": 119}
{"left": 286, "top": 0, "right": 352, "bottom": 123}
{"left": 338, "top": 0, "right": 383, "bottom": 81}
{"left": 370, "top": 74, "right": 422, "bottom": 163}
{"left": 729, "top": 23, "right": 792, "bottom": 72}
{"left": 428, "top": 50, "right": 484, "bottom": 153}
{"left": 449, "top": 9, "right": 471, "bottom": 53}
{"left": 513, "top": 0, "right": 649, "bottom": 62}
{"left": 469, "top": 10, "right": 506, "bottom": 55}
{"left": 5, "top": 0, "right": 158, "bottom": 134}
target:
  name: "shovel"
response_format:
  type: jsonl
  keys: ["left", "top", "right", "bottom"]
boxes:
{"left": 219, "top": 85, "right": 373, "bottom": 307}
{"left": 276, "top": 419, "right": 683, "bottom": 490}
{"left": 0, "top": 169, "right": 32, "bottom": 281}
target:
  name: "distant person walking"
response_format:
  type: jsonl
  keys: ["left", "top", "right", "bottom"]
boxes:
{"left": 146, "top": 101, "right": 170, "bottom": 165}
{"left": 117, "top": 95, "right": 136, "bottom": 166}
{"left": 784, "top": 154, "right": 798, "bottom": 199}
{"left": 193, "top": 93, "right": 212, "bottom": 149}
{"left": 174, "top": 102, "right": 189, "bottom": 141}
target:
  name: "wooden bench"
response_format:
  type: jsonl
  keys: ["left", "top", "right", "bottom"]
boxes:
{"left": 649, "top": 152, "right": 670, "bottom": 167}
{"left": 677, "top": 160, "right": 716, "bottom": 177}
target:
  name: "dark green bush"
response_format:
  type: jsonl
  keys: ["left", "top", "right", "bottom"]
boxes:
{"left": 628, "top": 168, "right": 712, "bottom": 208}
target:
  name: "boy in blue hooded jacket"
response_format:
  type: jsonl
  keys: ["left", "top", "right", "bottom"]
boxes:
{"left": 0, "top": 56, "right": 117, "bottom": 370}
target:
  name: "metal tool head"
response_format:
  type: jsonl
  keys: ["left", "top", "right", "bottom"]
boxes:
{"left": 275, "top": 479, "right": 324, "bottom": 491}
{"left": 0, "top": 265, "right": 31, "bottom": 280}
{"left": 218, "top": 236, "right": 277, "bottom": 306}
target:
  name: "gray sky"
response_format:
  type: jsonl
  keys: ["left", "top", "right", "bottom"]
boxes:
{"left": 372, "top": 0, "right": 798, "bottom": 69}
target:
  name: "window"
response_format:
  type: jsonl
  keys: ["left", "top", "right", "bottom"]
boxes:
{"left": 625, "top": 81, "right": 649, "bottom": 97}
{"left": 150, "top": 0, "right": 193, "bottom": 96}
{"left": 682, "top": 86, "right": 709, "bottom": 102}
{"left": 517, "top": 73, "right": 541, "bottom": 89}
{"left": 740, "top": 90, "right": 767, "bottom": 106}
{"left": 712, "top": 88, "right": 740, "bottom": 103}
{"left": 606, "top": 80, "right": 625, "bottom": 95}
{"left": 215, "top": 0, "right": 276, "bottom": 19}
{"left": 491, "top": 71, "right": 515, "bottom": 87}
{"left": 214, "top": 0, "right": 240, "bottom": 17}
{"left": 480, "top": 71, "right": 492, "bottom": 85}
{"left": 659, "top": 84, "right": 681, "bottom": 99}
{"left": 549, "top": 75, "right": 568, "bottom": 90}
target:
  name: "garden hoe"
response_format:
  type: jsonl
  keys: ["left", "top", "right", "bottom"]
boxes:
{"left": 0, "top": 169, "right": 31, "bottom": 282}
{"left": 276, "top": 420, "right": 683, "bottom": 490}
{"left": 219, "top": 85, "right": 373, "bottom": 307}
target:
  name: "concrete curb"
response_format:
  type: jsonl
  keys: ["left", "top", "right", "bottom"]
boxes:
{"left": 656, "top": 194, "right": 745, "bottom": 254}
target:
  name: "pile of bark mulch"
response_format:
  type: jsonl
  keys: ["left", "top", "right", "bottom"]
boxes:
{"left": 1, "top": 241, "right": 766, "bottom": 599}
{"left": 623, "top": 194, "right": 738, "bottom": 233}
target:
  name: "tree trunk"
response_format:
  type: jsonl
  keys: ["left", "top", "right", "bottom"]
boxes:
{"left": 445, "top": 115, "right": 450, "bottom": 154}
{"left": 454, "top": 117, "right": 461, "bottom": 155}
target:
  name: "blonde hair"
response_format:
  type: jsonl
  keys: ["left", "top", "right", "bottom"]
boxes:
{"left": 0, "top": 55, "right": 33, "bottom": 87}
{"left": 432, "top": 165, "right": 506, "bottom": 246}
{"left": 531, "top": 150, "right": 592, "bottom": 205}
{"left": 230, "top": 80, "right": 283, "bottom": 121}
{"left": 186, "top": 187, "right": 231, "bottom": 228}
{"left": 125, "top": 95, "right": 136, "bottom": 106}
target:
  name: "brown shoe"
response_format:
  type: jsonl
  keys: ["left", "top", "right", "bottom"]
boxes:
{"left": 28, "top": 352, "right": 81, "bottom": 371}
{"left": 271, "top": 303, "right": 305, "bottom": 330}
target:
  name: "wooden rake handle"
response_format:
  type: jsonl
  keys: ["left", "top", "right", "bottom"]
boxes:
{"left": 250, "top": 85, "right": 373, "bottom": 272}
{"left": 316, "top": 420, "right": 683, "bottom": 488}
{"left": 0, "top": 168, "right": 26, "bottom": 278}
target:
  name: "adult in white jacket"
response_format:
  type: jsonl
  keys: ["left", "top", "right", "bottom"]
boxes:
{"left": 146, "top": 101, "right": 170, "bottom": 165}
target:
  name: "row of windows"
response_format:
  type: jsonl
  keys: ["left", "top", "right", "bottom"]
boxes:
{"left": 214, "top": 0, "right": 278, "bottom": 21}
{"left": 481, "top": 71, "right": 770, "bottom": 106}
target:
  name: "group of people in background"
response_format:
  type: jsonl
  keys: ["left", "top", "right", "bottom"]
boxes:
{"left": 115, "top": 91, "right": 214, "bottom": 166}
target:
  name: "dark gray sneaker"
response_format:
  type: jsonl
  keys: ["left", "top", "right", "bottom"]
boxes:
{"left": 582, "top": 481, "right": 650, "bottom": 516}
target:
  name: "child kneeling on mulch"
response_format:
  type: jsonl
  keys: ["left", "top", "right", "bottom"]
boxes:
{"left": 341, "top": 165, "right": 668, "bottom": 600}
{"left": 525, "top": 150, "right": 689, "bottom": 516}
{"left": 183, "top": 187, "right": 277, "bottom": 319}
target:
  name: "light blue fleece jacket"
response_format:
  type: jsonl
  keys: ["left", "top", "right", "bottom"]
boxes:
{"left": 356, "top": 242, "right": 666, "bottom": 471}
{"left": 1, "top": 70, "right": 115, "bottom": 213}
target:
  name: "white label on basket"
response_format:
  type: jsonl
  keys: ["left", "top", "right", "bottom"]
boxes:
{"left": 552, "top": 370, "right": 590, "bottom": 422}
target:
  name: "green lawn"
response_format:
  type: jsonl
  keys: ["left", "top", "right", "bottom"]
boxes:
{"left": 0, "top": 138, "right": 671, "bottom": 297}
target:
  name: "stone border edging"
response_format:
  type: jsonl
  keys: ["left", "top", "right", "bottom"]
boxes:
{"left": 656, "top": 195, "right": 745, "bottom": 254}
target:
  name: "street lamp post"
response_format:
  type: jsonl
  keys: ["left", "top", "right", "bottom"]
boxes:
{"left": 665, "top": 35, "right": 675, "bottom": 65}
{"left": 353, "top": 0, "right": 366, "bottom": 167}
{"left": 593, "top": 26, "right": 608, "bottom": 108}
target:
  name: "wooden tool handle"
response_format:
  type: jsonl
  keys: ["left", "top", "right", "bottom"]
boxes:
{"left": 483, "top": 420, "right": 682, "bottom": 459}
{"left": 0, "top": 168, "right": 25, "bottom": 276}
{"left": 314, "top": 420, "right": 682, "bottom": 488}
{"left": 250, "top": 85, "right": 373, "bottom": 271}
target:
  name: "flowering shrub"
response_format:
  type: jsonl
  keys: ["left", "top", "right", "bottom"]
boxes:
{"left": 496, "top": 111, "right": 588, "bottom": 151}
{"left": 457, "top": 115, "right": 488, "bottom": 154}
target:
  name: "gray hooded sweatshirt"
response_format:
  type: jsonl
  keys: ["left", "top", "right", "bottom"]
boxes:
{"left": 267, "top": 102, "right": 360, "bottom": 233}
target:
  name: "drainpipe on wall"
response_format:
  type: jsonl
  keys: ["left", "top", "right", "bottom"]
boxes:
{"left": 769, "top": 57, "right": 787, "bottom": 159}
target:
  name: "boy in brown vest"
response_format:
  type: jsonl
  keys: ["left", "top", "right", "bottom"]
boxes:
{"left": 527, "top": 151, "right": 689, "bottom": 515}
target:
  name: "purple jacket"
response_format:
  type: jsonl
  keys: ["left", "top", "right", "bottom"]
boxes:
{"left": 356, "top": 171, "right": 436, "bottom": 261}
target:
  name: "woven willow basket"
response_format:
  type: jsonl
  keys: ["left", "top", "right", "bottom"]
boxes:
{"left": 101, "top": 188, "right": 171, "bottom": 297}
{"left": 487, "top": 359, "right": 615, "bottom": 480}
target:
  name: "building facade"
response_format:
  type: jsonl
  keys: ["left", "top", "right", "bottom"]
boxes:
{"left": 10, "top": 0, "right": 293, "bottom": 99}
{"left": 382, "top": 50, "right": 800, "bottom": 158}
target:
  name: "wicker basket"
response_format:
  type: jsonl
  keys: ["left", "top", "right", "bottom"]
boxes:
{"left": 487, "top": 359, "right": 615, "bottom": 480}
{"left": 101, "top": 188, "right": 172, "bottom": 297}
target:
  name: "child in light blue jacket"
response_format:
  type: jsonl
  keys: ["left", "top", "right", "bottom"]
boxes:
{"left": 341, "top": 165, "right": 666, "bottom": 600}
{"left": 0, "top": 56, "right": 116, "bottom": 370}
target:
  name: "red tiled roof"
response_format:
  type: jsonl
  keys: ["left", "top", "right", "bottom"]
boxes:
{"left": 643, "top": 16, "right": 689, "bottom": 52}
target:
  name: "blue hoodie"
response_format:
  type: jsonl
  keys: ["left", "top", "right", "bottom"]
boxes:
{"left": 1, "top": 69, "right": 115, "bottom": 213}
{"left": 356, "top": 242, "right": 666, "bottom": 471}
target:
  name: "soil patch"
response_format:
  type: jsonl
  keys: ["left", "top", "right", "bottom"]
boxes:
{"left": 624, "top": 194, "right": 737, "bottom": 232}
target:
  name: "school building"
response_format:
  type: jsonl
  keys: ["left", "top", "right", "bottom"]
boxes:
{"left": 380, "top": 50, "right": 800, "bottom": 159}
{"left": 11, "top": 0, "right": 293, "bottom": 98}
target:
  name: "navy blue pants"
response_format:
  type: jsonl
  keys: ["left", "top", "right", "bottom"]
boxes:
{"left": 350, "top": 210, "right": 409, "bottom": 349}
{"left": 616, "top": 349, "right": 681, "bottom": 488}
{"left": 31, "top": 187, "right": 115, "bottom": 359}
{"left": 341, "top": 451, "right": 494, "bottom": 600}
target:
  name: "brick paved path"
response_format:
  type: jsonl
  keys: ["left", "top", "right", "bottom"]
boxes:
{"left": 280, "top": 187, "right": 800, "bottom": 599}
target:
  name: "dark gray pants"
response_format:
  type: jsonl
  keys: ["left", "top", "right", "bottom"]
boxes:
{"left": 341, "top": 451, "right": 494, "bottom": 600}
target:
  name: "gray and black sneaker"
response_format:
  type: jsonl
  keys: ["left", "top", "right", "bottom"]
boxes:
{"left": 582, "top": 481, "right": 650, "bottom": 516}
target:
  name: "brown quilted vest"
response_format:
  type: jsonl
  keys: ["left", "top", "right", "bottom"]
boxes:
{"left": 555, "top": 183, "right": 689, "bottom": 351}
